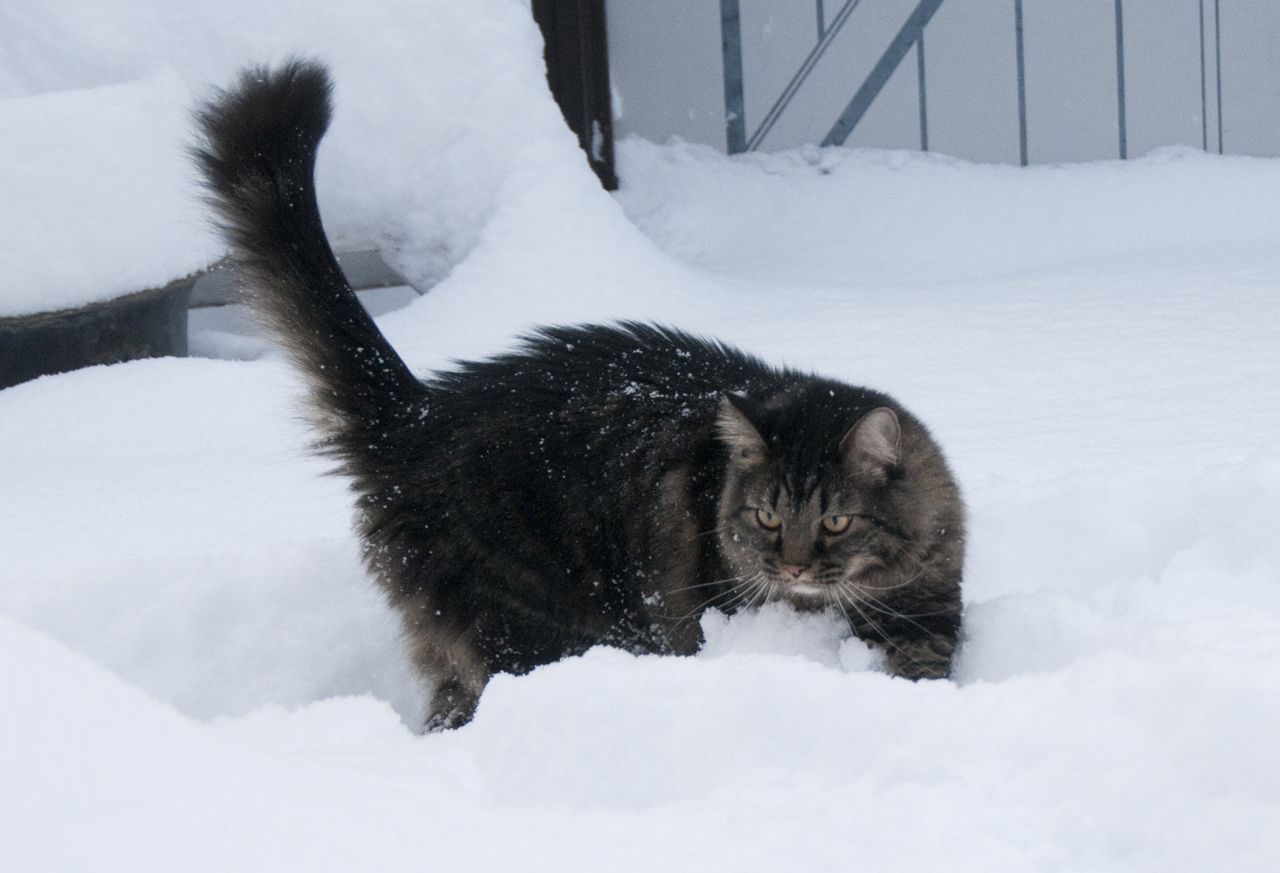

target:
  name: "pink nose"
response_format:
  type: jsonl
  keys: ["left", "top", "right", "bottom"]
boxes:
{"left": 781, "top": 563, "right": 808, "bottom": 579}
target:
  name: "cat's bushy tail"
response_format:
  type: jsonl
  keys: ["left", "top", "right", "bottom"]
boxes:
{"left": 193, "top": 60, "right": 424, "bottom": 443}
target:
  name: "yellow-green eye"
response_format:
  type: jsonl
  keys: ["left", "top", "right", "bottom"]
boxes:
{"left": 822, "top": 514, "right": 852, "bottom": 534}
{"left": 755, "top": 509, "right": 782, "bottom": 530}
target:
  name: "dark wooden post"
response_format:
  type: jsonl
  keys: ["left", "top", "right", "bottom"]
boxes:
{"left": 531, "top": 0, "right": 618, "bottom": 190}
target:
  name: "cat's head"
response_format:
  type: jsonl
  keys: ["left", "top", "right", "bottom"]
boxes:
{"left": 713, "top": 386, "right": 960, "bottom": 613}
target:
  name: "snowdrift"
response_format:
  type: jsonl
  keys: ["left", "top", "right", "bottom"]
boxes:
{"left": 3, "top": 1, "right": 1280, "bottom": 869}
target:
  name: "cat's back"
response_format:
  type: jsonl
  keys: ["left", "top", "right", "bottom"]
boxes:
{"left": 434, "top": 323, "right": 772, "bottom": 403}
{"left": 423, "top": 323, "right": 778, "bottom": 450}
{"left": 402, "top": 325, "right": 772, "bottom": 534}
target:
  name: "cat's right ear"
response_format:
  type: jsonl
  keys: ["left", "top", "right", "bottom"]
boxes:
{"left": 716, "top": 396, "right": 768, "bottom": 465}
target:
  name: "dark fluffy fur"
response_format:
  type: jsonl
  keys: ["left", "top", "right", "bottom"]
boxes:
{"left": 194, "top": 60, "right": 965, "bottom": 729}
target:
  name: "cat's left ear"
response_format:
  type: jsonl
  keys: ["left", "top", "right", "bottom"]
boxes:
{"left": 840, "top": 407, "right": 901, "bottom": 476}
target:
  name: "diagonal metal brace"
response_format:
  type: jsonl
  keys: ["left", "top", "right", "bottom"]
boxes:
{"left": 822, "top": 0, "right": 945, "bottom": 147}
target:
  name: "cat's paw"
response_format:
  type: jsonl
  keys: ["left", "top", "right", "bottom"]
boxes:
{"left": 424, "top": 675, "right": 482, "bottom": 731}
{"left": 884, "top": 636, "right": 955, "bottom": 680}
{"left": 425, "top": 705, "right": 474, "bottom": 732}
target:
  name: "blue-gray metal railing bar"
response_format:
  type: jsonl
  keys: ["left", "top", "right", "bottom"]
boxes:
{"left": 817, "top": 0, "right": 826, "bottom": 40}
{"left": 721, "top": 0, "right": 747, "bottom": 154}
{"left": 1015, "top": 0, "right": 1028, "bottom": 165}
{"left": 822, "top": 0, "right": 946, "bottom": 147}
{"left": 745, "top": 0, "right": 866, "bottom": 152}
{"left": 1215, "top": 0, "right": 1223, "bottom": 153}
{"left": 1115, "top": 0, "right": 1127, "bottom": 159}
{"left": 917, "top": 34, "right": 928, "bottom": 151}
{"left": 1199, "top": 0, "right": 1208, "bottom": 151}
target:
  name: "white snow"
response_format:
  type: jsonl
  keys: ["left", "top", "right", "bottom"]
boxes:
{"left": 3, "top": 1, "right": 1280, "bottom": 870}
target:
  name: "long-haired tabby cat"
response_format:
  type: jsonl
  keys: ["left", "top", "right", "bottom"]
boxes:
{"left": 194, "top": 60, "right": 964, "bottom": 730}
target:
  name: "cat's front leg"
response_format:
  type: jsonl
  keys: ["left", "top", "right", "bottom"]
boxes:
{"left": 882, "top": 633, "right": 955, "bottom": 680}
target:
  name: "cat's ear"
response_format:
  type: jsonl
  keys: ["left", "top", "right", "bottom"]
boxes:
{"left": 716, "top": 395, "right": 767, "bottom": 464}
{"left": 840, "top": 407, "right": 901, "bottom": 476}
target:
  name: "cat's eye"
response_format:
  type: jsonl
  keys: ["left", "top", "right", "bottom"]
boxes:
{"left": 821, "top": 514, "right": 852, "bottom": 534}
{"left": 755, "top": 508, "right": 782, "bottom": 530}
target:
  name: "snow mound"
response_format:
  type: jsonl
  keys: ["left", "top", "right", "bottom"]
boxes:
{"left": 3, "top": 0, "right": 1280, "bottom": 869}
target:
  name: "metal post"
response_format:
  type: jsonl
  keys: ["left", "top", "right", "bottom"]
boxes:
{"left": 1199, "top": 0, "right": 1208, "bottom": 151}
{"left": 1115, "top": 0, "right": 1127, "bottom": 159}
{"left": 917, "top": 35, "right": 929, "bottom": 151}
{"left": 817, "top": 0, "right": 826, "bottom": 40}
{"left": 721, "top": 0, "right": 747, "bottom": 154}
{"left": 1215, "top": 0, "right": 1223, "bottom": 153}
{"left": 1015, "top": 0, "right": 1028, "bottom": 166}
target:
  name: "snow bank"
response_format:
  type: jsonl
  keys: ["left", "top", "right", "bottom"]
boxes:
{"left": 3, "top": 0, "right": 1280, "bottom": 869}
{"left": 0, "top": 0, "right": 571, "bottom": 315}
{"left": 0, "top": 68, "right": 207, "bottom": 316}
{"left": 614, "top": 138, "right": 1280, "bottom": 288}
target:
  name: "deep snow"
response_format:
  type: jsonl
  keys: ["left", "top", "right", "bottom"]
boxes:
{"left": 3, "top": 1, "right": 1280, "bottom": 870}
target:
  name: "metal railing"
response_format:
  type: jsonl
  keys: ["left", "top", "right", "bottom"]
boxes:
{"left": 722, "top": 0, "right": 944, "bottom": 154}
{"left": 720, "top": 0, "right": 1241, "bottom": 164}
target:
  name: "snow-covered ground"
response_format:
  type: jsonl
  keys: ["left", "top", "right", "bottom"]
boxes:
{"left": 4, "top": 2, "right": 1280, "bottom": 870}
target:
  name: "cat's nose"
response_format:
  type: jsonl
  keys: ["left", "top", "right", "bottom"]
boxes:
{"left": 781, "top": 563, "right": 808, "bottom": 579}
